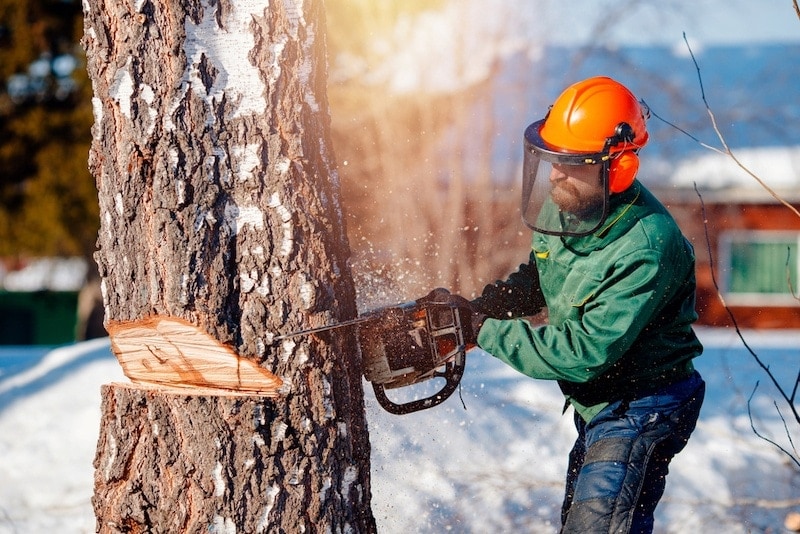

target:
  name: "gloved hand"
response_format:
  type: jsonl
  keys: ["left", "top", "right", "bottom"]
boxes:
{"left": 417, "top": 288, "right": 486, "bottom": 345}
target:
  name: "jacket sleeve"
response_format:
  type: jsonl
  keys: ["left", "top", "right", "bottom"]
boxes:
{"left": 476, "top": 247, "right": 681, "bottom": 383}
{"left": 470, "top": 251, "right": 546, "bottom": 319}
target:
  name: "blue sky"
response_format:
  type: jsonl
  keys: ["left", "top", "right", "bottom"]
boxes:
{"left": 535, "top": 0, "right": 800, "bottom": 46}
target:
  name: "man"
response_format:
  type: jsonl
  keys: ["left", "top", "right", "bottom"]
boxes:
{"left": 426, "top": 76, "right": 705, "bottom": 533}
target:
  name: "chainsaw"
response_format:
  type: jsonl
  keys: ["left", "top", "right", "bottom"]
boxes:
{"left": 272, "top": 296, "right": 472, "bottom": 415}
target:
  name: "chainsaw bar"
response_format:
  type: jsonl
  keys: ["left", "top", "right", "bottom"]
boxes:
{"left": 271, "top": 315, "right": 373, "bottom": 343}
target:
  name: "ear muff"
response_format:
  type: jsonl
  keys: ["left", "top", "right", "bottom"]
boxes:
{"left": 608, "top": 151, "right": 639, "bottom": 193}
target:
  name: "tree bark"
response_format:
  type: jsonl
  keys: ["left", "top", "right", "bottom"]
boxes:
{"left": 82, "top": 0, "right": 374, "bottom": 531}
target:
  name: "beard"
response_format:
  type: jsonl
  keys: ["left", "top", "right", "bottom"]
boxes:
{"left": 551, "top": 181, "right": 604, "bottom": 216}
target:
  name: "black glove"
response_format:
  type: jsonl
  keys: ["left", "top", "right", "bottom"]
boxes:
{"left": 417, "top": 288, "right": 486, "bottom": 345}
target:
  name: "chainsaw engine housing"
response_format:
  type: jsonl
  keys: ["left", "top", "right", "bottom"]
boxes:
{"left": 359, "top": 300, "right": 470, "bottom": 414}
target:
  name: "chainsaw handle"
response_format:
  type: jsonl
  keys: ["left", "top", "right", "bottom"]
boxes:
{"left": 371, "top": 347, "right": 467, "bottom": 415}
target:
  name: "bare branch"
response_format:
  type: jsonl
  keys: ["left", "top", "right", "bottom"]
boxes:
{"left": 747, "top": 382, "right": 800, "bottom": 468}
{"left": 682, "top": 33, "right": 800, "bottom": 219}
{"left": 678, "top": 36, "right": 800, "bottom": 457}
{"left": 695, "top": 185, "right": 800, "bottom": 427}
{"left": 776, "top": 399, "right": 800, "bottom": 460}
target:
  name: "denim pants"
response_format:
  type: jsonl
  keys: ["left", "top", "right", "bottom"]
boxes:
{"left": 560, "top": 371, "right": 705, "bottom": 534}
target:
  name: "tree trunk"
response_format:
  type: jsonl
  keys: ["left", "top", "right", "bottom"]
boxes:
{"left": 82, "top": 0, "right": 375, "bottom": 531}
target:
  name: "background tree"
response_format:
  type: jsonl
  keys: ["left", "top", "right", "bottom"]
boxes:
{"left": 0, "top": 0, "right": 97, "bottom": 258}
{"left": 325, "top": 0, "right": 530, "bottom": 305}
{"left": 82, "top": 0, "right": 374, "bottom": 531}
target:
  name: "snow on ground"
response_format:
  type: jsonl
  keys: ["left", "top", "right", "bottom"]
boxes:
{"left": 0, "top": 328, "right": 798, "bottom": 533}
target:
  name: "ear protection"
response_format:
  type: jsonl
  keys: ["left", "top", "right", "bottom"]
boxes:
{"left": 609, "top": 151, "right": 639, "bottom": 193}
{"left": 607, "top": 122, "right": 639, "bottom": 193}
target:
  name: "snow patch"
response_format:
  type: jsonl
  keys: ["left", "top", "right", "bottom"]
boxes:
{"left": 3, "top": 331, "right": 800, "bottom": 532}
{"left": 670, "top": 146, "right": 800, "bottom": 189}
{"left": 0, "top": 257, "right": 88, "bottom": 291}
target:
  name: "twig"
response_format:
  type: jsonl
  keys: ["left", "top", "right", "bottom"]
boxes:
{"left": 696, "top": 184, "right": 800, "bottom": 427}
{"left": 747, "top": 382, "right": 800, "bottom": 469}
{"left": 682, "top": 32, "right": 800, "bottom": 219}
{"left": 776, "top": 399, "right": 800, "bottom": 459}
{"left": 747, "top": 382, "right": 800, "bottom": 467}
{"left": 682, "top": 28, "right": 800, "bottom": 440}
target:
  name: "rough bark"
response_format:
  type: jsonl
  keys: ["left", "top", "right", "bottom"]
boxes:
{"left": 82, "top": 0, "right": 374, "bottom": 531}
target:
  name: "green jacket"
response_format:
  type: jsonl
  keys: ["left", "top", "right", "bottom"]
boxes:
{"left": 473, "top": 180, "right": 702, "bottom": 422}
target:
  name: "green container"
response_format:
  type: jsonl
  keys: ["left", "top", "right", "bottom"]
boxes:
{"left": 0, "top": 290, "right": 79, "bottom": 345}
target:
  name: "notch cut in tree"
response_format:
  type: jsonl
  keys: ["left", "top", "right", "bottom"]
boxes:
{"left": 106, "top": 316, "right": 283, "bottom": 395}
{"left": 82, "top": 0, "right": 375, "bottom": 531}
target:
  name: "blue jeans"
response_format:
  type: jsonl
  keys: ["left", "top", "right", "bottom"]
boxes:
{"left": 560, "top": 371, "right": 705, "bottom": 534}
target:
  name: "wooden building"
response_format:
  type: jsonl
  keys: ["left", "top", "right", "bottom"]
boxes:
{"left": 654, "top": 148, "right": 800, "bottom": 329}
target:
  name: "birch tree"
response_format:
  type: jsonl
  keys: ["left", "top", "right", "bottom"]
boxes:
{"left": 82, "top": 0, "right": 375, "bottom": 531}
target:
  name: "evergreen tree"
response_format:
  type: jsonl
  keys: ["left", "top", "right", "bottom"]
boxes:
{"left": 0, "top": 0, "right": 97, "bottom": 258}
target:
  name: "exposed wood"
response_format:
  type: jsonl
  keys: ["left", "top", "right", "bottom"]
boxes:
{"left": 107, "top": 316, "right": 283, "bottom": 395}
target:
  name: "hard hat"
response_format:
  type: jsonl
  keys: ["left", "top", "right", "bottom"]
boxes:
{"left": 534, "top": 76, "right": 649, "bottom": 194}
{"left": 539, "top": 75, "right": 649, "bottom": 156}
{"left": 521, "top": 77, "right": 650, "bottom": 237}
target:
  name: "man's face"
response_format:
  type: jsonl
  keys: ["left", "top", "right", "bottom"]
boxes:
{"left": 549, "top": 162, "right": 604, "bottom": 215}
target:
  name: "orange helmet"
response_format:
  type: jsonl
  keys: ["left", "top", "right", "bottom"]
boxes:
{"left": 528, "top": 76, "right": 650, "bottom": 194}
{"left": 521, "top": 77, "right": 650, "bottom": 237}
{"left": 539, "top": 76, "right": 649, "bottom": 155}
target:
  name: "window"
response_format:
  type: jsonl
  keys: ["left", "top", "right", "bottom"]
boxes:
{"left": 720, "top": 231, "right": 800, "bottom": 306}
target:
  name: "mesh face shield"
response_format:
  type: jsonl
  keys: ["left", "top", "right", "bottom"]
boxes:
{"left": 521, "top": 121, "right": 611, "bottom": 237}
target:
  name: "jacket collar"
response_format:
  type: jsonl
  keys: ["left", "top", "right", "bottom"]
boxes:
{"left": 555, "top": 181, "right": 643, "bottom": 252}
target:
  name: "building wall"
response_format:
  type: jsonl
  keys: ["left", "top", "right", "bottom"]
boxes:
{"left": 665, "top": 197, "right": 800, "bottom": 329}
